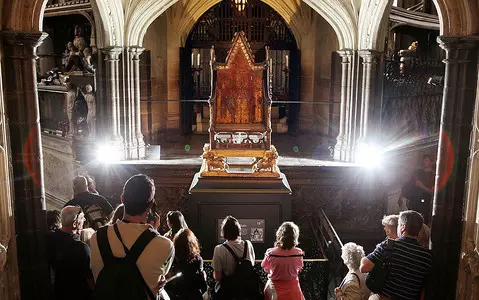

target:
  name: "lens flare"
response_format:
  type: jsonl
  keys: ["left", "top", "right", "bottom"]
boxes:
{"left": 435, "top": 131, "right": 454, "bottom": 191}
{"left": 24, "top": 125, "right": 41, "bottom": 186}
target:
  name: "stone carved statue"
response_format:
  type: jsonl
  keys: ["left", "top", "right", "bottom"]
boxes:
{"left": 83, "top": 84, "right": 96, "bottom": 137}
{"left": 83, "top": 48, "right": 94, "bottom": 73}
{"left": 65, "top": 82, "right": 76, "bottom": 134}
{"left": 73, "top": 25, "right": 87, "bottom": 54}
{"left": 64, "top": 26, "right": 93, "bottom": 73}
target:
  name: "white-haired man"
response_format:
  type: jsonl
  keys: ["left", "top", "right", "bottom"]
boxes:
{"left": 47, "top": 206, "right": 94, "bottom": 300}
{"left": 360, "top": 210, "right": 432, "bottom": 300}
{"left": 65, "top": 175, "right": 113, "bottom": 229}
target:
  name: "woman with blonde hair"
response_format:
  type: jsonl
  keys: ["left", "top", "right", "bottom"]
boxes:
{"left": 262, "top": 221, "right": 304, "bottom": 300}
{"left": 335, "top": 242, "right": 370, "bottom": 300}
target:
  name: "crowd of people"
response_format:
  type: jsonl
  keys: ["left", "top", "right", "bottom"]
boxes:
{"left": 46, "top": 174, "right": 305, "bottom": 300}
{"left": 334, "top": 212, "right": 432, "bottom": 300}
{"left": 46, "top": 173, "right": 432, "bottom": 300}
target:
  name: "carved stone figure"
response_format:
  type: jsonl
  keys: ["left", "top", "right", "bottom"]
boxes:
{"left": 73, "top": 26, "right": 87, "bottom": 54}
{"left": 65, "top": 82, "right": 76, "bottom": 134}
{"left": 83, "top": 84, "right": 96, "bottom": 137}
{"left": 83, "top": 48, "right": 94, "bottom": 73}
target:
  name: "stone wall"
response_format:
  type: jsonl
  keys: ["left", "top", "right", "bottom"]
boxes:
{"left": 142, "top": 14, "right": 169, "bottom": 140}
{"left": 42, "top": 134, "right": 84, "bottom": 209}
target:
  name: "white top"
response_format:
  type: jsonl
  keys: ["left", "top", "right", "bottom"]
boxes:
{"left": 212, "top": 239, "right": 255, "bottom": 276}
{"left": 90, "top": 221, "right": 174, "bottom": 294}
{"left": 339, "top": 270, "right": 370, "bottom": 300}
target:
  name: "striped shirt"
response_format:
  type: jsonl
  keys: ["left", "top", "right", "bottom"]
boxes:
{"left": 366, "top": 237, "right": 432, "bottom": 300}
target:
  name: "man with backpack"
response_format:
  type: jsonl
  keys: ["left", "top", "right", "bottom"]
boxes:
{"left": 65, "top": 175, "right": 114, "bottom": 230}
{"left": 90, "top": 174, "right": 174, "bottom": 300}
{"left": 212, "top": 215, "right": 262, "bottom": 300}
{"left": 360, "top": 210, "right": 432, "bottom": 300}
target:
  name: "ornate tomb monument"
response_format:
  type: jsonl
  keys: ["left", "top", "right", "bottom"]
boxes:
{"left": 189, "top": 32, "right": 292, "bottom": 257}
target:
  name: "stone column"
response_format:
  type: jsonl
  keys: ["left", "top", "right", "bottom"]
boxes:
{"left": 357, "top": 50, "right": 381, "bottom": 145}
{"left": 166, "top": 32, "right": 181, "bottom": 132}
{"left": 334, "top": 50, "right": 353, "bottom": 161}
{"left": 101, "top": 47, "right": 124, "bottom": 149}
{"left": 427, "top": 36, "right": 479, "bottom": 300}
{"left": 298, "top": 32, "right": 316, "bottom": 132}
{"left": 129, "top": 47, "right": 146, "bottom": 158}
{"left": 1, "top": 31, "right": 51, "bottom": 299}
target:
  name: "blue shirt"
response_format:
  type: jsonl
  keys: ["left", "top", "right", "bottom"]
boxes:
{"left": 367, "top": 237, "right": 432, "bottom": 299}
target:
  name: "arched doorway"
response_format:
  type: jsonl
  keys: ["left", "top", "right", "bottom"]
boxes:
{"left": 180, "top": 0, "right": 299, "bottom": 135}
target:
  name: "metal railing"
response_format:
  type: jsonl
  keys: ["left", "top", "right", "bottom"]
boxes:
{"left": 310, "top": 208, "right": 345, "bottom": 297}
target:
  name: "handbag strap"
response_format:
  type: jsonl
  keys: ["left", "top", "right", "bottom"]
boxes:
{"left": 222, "top": 243, "right": 240, "bottom": 262}
{"left": 340, "top": 272, "right": 360, "bottom": 288}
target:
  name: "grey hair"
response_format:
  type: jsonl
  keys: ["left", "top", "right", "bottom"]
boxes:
{"left": 61, "top": 206, "right": 82, "bottom": 227}
{"left": 73, "top": 176, "right": 88, "bottom": 194}
{"left": 381, "top": 215, "right": 399, "bottom": 227}
{"left": 341, "top": 242, "right": 365, "bottom": 270}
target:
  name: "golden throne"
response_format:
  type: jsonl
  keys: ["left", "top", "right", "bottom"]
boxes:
{"left": 200, "top": 32, "right": 280, "bottom": 177}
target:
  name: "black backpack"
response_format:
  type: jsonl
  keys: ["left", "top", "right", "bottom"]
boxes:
{"left": 93, "top": 224, "right": 158, "bottom": 300}
{"left": 365, "top": 238, "right": 395, "bottom": 294}
{"left": 215, "top": 240, "right": 263, "bottom": 300}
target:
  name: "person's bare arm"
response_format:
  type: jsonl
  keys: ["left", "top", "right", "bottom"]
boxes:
{"left": 360, "top": 257, "right": 375, "bottom": 273}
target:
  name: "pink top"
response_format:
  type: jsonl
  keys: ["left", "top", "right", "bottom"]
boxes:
{"left": 261, "top": 247, "right": 304, "bottom": 281}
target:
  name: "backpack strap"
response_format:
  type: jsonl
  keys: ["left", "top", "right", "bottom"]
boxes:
{"left": 113, "top": 223, "right": 130, "bottom": 254}
{"left": 242, "top": 240, "right": 250, "bottom": 260}
{"left": 222, "top": 242, "right": 240, "bottom": 262}
{"left": 112, "top": 223, "right": 158, "bottom": 300}
{"left": 97, "top": 226, "right": 114, "bottom": 265}
{"left": 126, "top": 227, "right": 158, "bottom": 263}
{"left": 351, "top": 272, "right": 360, "bottom": 285}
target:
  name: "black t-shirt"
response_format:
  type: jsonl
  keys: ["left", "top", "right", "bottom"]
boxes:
{"left": 65, "top": 191, "right": 113, "bottom": 214}
{"left": 402, "top": 169, "right": 434, "bottom": 202}
{"left": 47, "top": 230, "right": 93, "bottom": 300}
{"left": 165, "top": 255, "right": 207, "bottom": 300}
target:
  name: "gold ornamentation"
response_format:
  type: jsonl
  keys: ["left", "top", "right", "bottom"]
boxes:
{"left": 200, "top": 144, "right": 280, "bottom": 178}
{"left": 252, "top": 145, "right": 279, "bottom": 175}
{"left": 408, "top": 41, "right": 418, "bottom": 51}
{"left": 200, "top": 144, "right": 229, "bottom": 176}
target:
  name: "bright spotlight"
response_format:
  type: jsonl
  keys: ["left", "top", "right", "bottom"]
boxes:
{"left": 356, "top": 143, "right": 384, "bottom": 168}
{"left": 96, "top": 144, "right": 122, "bottom": 163}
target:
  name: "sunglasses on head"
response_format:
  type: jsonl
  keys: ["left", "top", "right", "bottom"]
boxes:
{"left": 73, "top": 207, "right": 85, "bottom": 222}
